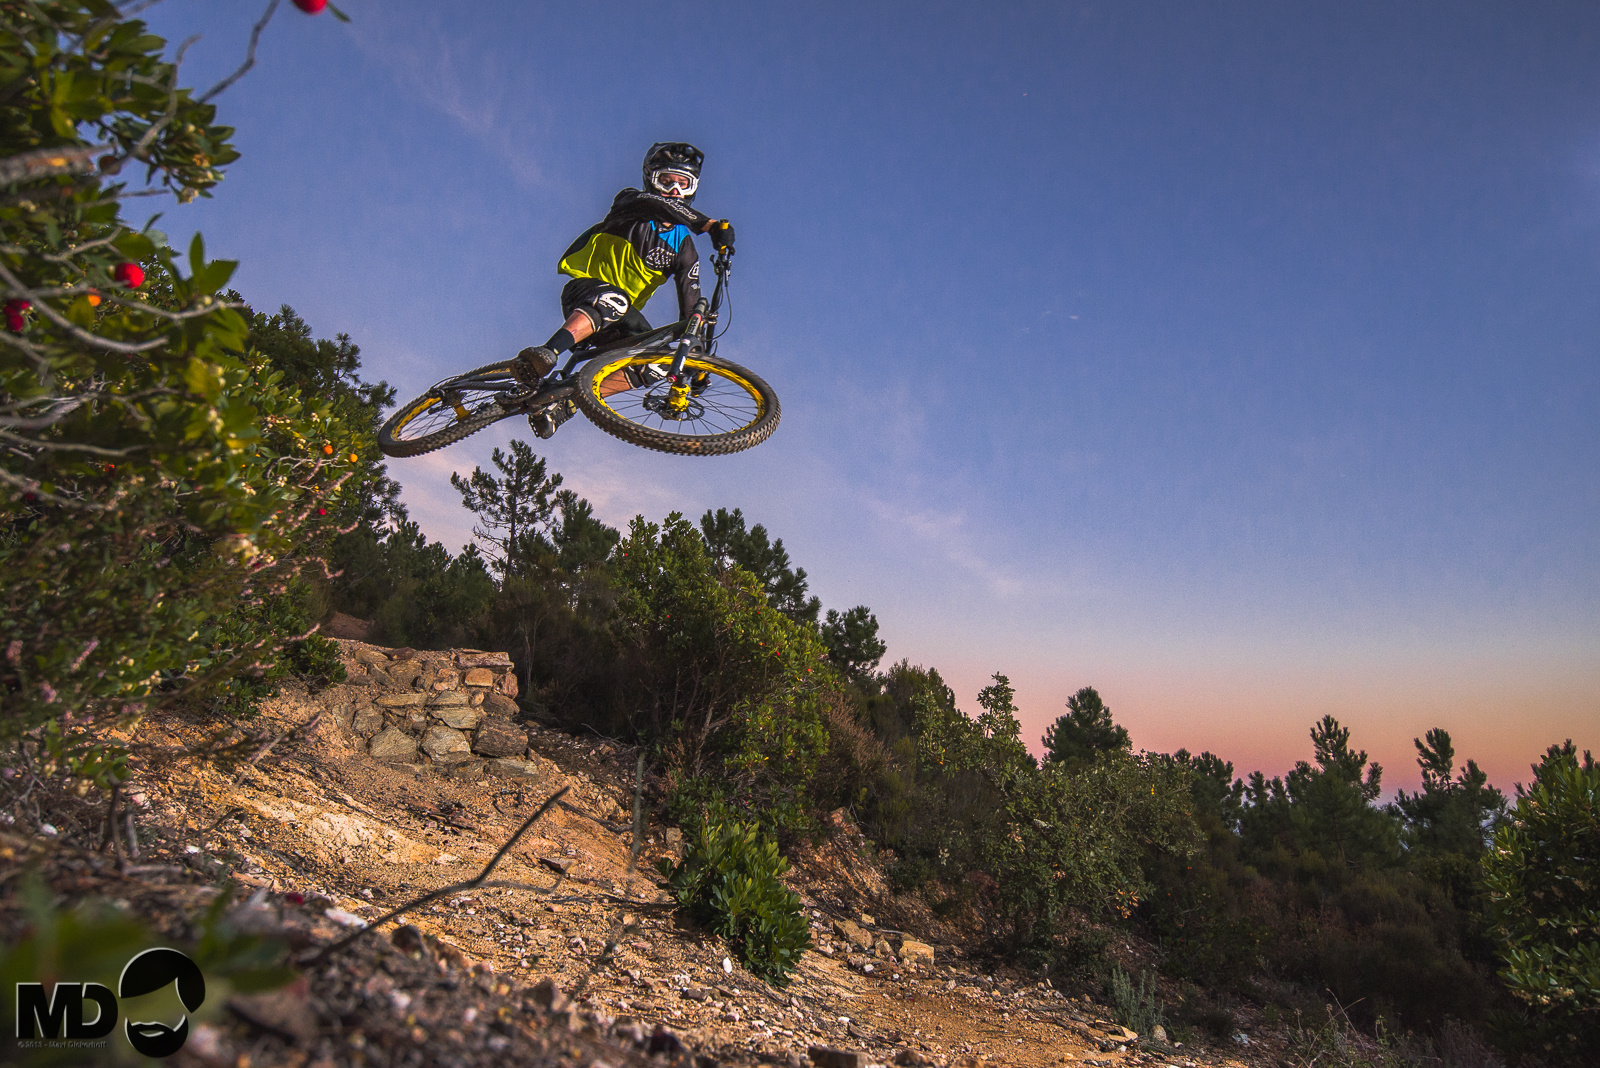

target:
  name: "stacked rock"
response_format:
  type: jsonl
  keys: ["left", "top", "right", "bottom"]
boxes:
{"left": 333, "top": 642, "right": 542, "bottom": 780}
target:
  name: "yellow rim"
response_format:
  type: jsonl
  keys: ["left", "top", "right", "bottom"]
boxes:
{"left": 588, "top": 356, "right": 766, "bottom": 429}
{"left": 399, "top": 396, "right": 439, "bottom": 429}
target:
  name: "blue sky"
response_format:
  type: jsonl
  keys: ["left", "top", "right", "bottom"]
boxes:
{"left": 143, "top": 0, "right": 1598, "bottom": 792}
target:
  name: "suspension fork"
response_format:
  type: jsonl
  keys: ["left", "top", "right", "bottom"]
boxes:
{"left": 668, "top": 297, "right": 709, "bottom": 381}
{"left": 662, "top": 250, "right": 730, "bottom": 409}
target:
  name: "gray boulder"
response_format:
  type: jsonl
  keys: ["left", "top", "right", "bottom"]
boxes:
{"left": 434, "top": 705, "right": 481, "bottom": 730}
{"left": 483, "top": 692, "right": 519, "bottom": 718}
{"left": 420, "top": 725, "right": 472, "bottom": 763}
{"left": 487, "top": 758, "right": 544, "bottom": 781}
{"left": 351, "top": 704, "right": 384, "bottom": 738}
{"left": 368, "top": 727, "right": 417, "bottom": 762}
{"left": 472, "top": 718, "right": 527, "bottom": 758}
{"left": 833, "top": 919, "right": 873, "bottom": 951}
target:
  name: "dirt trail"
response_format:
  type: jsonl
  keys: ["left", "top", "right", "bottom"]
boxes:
{"left": 71, "top": 639, "right": 1276, "bottom": 1068}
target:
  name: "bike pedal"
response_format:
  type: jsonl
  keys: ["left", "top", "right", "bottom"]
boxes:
{"left": 528, "top": 399, "right": 575, "bottom": 440}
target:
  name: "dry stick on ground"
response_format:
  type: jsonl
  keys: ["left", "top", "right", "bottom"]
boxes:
{"left": 205, "top": 806, "right": 251, "bottom": 833}
{"left": 99, "top": 781, "right": 122, "bottom": 852}
{"left": 311, "top": 785, "right": 570, "bottom": 964}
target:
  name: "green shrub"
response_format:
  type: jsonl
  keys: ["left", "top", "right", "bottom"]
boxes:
{"left": 657, "top": 819, "right": 812, "bottom": 985}
{"left": 615, "top": 514, "right": 837, "bottom": 832}
{"left": 1482, "top": 742, "right": 1600, "bottom": 1056}
{"left": 2, "top": 2, "right": 372, "bottom": 782}
{"left": 1053, "top": 926, "right": 1112, "bottom": 982}
{"left": 1107, "top": 963, "right": 1165, "bottom": 1038}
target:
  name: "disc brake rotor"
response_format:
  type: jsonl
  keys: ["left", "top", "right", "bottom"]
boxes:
{"left": 641, "top": 386, "right": 706, "bottom": 421}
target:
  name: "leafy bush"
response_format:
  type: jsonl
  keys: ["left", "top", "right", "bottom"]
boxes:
{"left": 1107, "top": 962, "right": 1165, "bottom": 1038}
{"left": 978, "top": 749, "right": 1201, "bottom": 950}
{"left": 614, "top": 513, "right": 839, "bottom": 832}
{"left": 657, "top": 818, "right": 812, "bottom": 985}
{"left": 1482, "top": 742, "right": 1600, "bottom": 1055}
{"left": 2, "top": 0, "right": 364, "bottom": 786}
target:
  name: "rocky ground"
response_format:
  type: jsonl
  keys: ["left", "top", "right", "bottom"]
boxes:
{"left": 0, "top": 639, "right": 1295, "bottom": 1068}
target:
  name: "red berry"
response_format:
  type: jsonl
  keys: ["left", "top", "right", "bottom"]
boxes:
{"left": 113, "top": 262, "right": 144, "bottom": 288}
{"left": 293, "top": 0, "right": 328, "bottom": 12}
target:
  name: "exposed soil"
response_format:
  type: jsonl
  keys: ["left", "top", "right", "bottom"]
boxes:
{"left": 0, "top": 640, "right": 1293, "bottom": 1068}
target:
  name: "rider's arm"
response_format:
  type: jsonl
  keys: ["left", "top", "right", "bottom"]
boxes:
{"left": 672, "top": 235, "right": 704, "bottom": 322}
{"left": 612, "top": 187, "right": 712, "bottom": 231}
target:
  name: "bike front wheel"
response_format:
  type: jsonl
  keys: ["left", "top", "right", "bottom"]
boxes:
{"left": 378, "top": 362, "right": 529, "bottom": 457}
{"left": 573, "top": 352, "right": 780, "bottom": 455}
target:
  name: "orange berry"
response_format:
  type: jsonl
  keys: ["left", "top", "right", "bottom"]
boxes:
{"left": 323, "top": 444, "right": 334, "bottom": 455}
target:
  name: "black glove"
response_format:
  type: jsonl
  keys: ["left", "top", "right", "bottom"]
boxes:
{"left": 709, "top": 219, "right": 735, "bottom": 252}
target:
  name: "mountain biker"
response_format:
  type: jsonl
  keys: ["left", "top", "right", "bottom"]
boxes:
{"left": 512, "top": 142, "right": 736, "bottom": 438}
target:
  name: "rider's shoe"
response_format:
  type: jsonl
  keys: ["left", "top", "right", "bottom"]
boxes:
{"left": 511, "top": 346, "right": 557, "bottom": 388}
{"left": 528, "top": 399, "right": 576, "bottom": 440}
{"left": 624, "top": 361, "right": 670, "bottom": 389}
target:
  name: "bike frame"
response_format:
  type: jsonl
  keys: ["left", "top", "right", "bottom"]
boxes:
{"left": 420, "top": 248, "right": 733, "bottom": 422}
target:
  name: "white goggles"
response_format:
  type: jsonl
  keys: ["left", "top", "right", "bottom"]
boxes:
{"left": 649, "top": 169, "right": 698, "bottom": 196}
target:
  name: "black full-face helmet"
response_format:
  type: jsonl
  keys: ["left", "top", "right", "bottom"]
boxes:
{"left": 643, "top": 142, "right": 704, "bottom": 202}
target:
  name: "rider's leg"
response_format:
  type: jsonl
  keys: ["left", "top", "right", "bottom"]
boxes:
{"left": 525, "top": 281, "right": 636, "bottom": 434}
{"left": 553, "top": 309, "right": 597, "bottom": 349}
{"left": 598, "top": 368, "right": 638, "bottom": 397}
{"left": 513, "top": 310, "right": 597, "bottom": 387}
{"left": 516, "top": 277, "right": 628, "bottom": 386}
{"left": 596, "top": 306, "right": 660, "bottom": 397}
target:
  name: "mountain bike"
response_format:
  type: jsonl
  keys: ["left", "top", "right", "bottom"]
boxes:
{"left": 377, "top": 249, "right": 778, "bottom": 457}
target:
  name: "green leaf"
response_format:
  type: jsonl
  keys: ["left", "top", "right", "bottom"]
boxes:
{"left": 184, "top": 357, "right": 223, "bottom": 398}
{"left": 193, "top": 258, "right": 237, "bottom": 295}
{"left": 114, "top": 232, "right": 156, "bottom": 260}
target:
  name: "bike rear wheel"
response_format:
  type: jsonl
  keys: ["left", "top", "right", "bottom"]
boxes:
{"left": 573, "top": 351, "right": 780, "bottom": 455}
{"left": 378, "top": 362, "right": 529, "bottom": 457}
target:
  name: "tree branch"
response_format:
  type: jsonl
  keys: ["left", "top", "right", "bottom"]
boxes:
{"left": 199, "top": 1, "right": 282, "bottom": 104}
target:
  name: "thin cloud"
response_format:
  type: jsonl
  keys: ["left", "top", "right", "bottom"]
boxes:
{"left": 863, "top": 496, "right": 1025, "bottom": 597}
{"left": 344, "top": 12, "right": 543, "bottom": 187}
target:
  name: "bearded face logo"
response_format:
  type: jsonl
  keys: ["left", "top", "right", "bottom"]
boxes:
{"left": 118, "top": 948, "right": 206, "bottom": 1058}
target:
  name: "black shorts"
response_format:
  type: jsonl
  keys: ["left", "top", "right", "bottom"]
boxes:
{"left": 561, "top": 278, "right": 651, "bottom": 342}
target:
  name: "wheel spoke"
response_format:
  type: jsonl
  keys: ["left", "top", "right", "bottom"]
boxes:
{"left": 378, "top": 361, "right": 531, "bottom": 457}
{"left": 391, "top": 388, "right": 516, "bottom": 442}
{"left": 601, "top": 373, "right": 762, "bottom": 437}
{"left": 572, "top": 352, "right": 779, "bottom": 456}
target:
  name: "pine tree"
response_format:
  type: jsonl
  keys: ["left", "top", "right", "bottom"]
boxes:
{"left": 1042, "top": 686, "right": 1131, "bottom": 767}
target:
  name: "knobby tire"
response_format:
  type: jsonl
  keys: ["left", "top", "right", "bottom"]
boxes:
{"left": 573, "top": 351, "right": 780, "bottom": 456}
{"left": 378, "top": 361, "right": 526, "bottom": 457}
